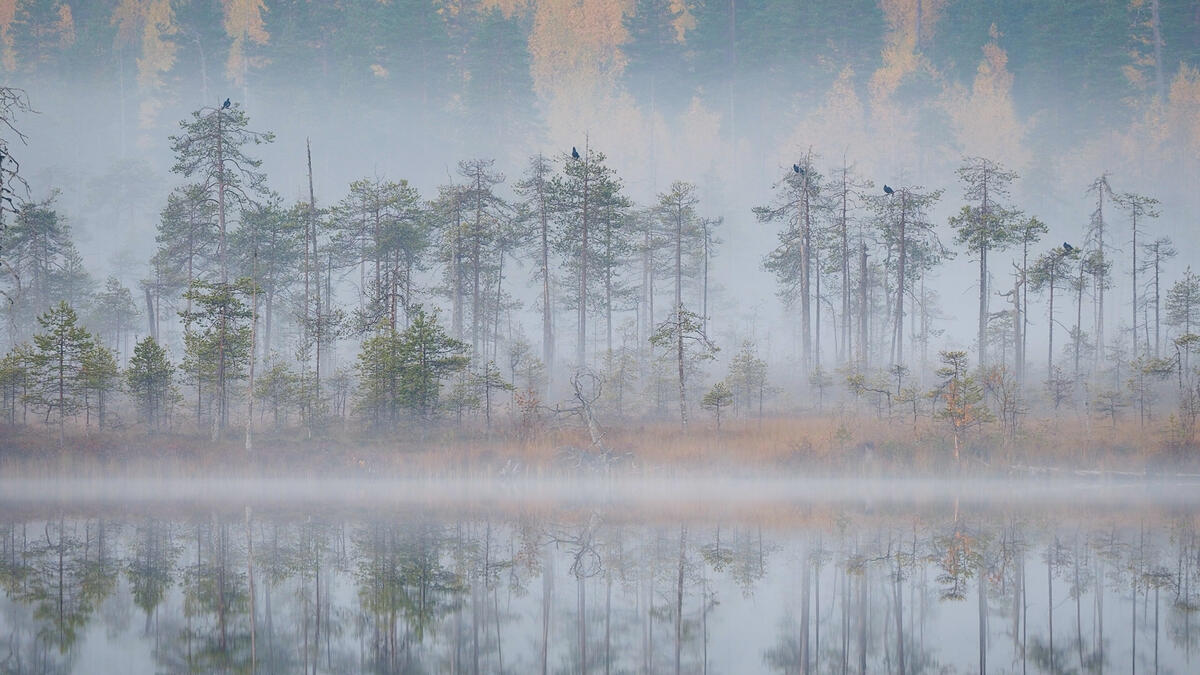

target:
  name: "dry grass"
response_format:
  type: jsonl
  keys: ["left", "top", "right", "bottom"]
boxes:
{"left": 0, "top": 407, "right": 1193, "bottom": 478}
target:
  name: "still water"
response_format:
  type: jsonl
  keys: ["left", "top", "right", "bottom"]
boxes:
{"left": 0, "top": 478, "right": 1197, "bottom": 674}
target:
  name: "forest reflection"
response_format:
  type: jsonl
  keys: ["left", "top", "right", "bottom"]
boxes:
{"left": 0, "top": 502, "right": 1197, "bottom": 674}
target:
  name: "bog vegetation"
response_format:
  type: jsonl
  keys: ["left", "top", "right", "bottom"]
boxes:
{"left": 0, "top": 2, "right": 1198, "bottom": 473}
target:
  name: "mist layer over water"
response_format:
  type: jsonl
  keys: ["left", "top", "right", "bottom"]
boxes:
{"left": 1, "top": 479, "right": 1198, "bottom": 674}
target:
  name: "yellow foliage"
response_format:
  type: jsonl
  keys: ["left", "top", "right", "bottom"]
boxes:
{"left": 945, "top": 25, "right": 1028, "bottom": 169}
{"left": 136, "top": 0, "right": 177, "bottom": 91}
{"left": 111, "top": 0, "right": 140, "bottom": 47}
{"left": 783, "top": 67, "right": 872, "bottom": 170}
{"left": 223, "top": 0, "right": 269, "bottom": 85}
{"left": 528, "top": 0, "right": 630, "bottom": 97}
{"left": 528, "top": 0, "right": 633, "bottom": 146}
{"left": 879, "top": 0, "right": 947, "bottom": 52}
{"left": 57, "top": 4, "right": 75, "bottom": 47}
{"left": 0, "top": 0, "right": 14, "bottom": 71}
{"left": 668, "top": 0, "right": 695, "bottom": 43}
{"left": 1167, "top": 64, "right": 1200, "bottom": 155}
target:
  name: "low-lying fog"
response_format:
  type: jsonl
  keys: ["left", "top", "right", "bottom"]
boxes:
{"left": 1, "top": 478, "right": 1197, "bottom": 674}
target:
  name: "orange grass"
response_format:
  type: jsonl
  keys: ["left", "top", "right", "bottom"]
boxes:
{"left": 0, "top": 408, "right": 1192, "bottom": 478}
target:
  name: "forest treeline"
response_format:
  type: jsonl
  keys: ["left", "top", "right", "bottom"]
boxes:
{"left": 6, "top": 0, "right": 1200, "bottom": 214}
{"left": 1, "top": 88, "right": 1198, "bottom": 468}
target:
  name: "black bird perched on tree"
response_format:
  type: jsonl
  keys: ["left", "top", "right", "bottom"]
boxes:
{"left": 1062, "top": 242, "right": 1074, "bottom": 252}
{"left": 883, "top": 184, "right": 894, "bottom": 195}
{"left": 793, "top": 164, "right": 804, "bottom": 175}
{"left": 571, "top": 146, "right": 580, "bottom": 160}
{"left": 222, "top": 98, "right": 231, "bottom": 109}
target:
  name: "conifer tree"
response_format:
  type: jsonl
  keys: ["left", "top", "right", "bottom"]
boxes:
{"left": 30, "top": 302, "right": 94, "bottom": 446}
{"left": 126, "top": 336, "right": 175, "bottom": 434}
{"left": 948, "top": 157, "right": 1020, "bottom": 367}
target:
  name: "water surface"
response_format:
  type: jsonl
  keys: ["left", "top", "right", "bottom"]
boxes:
{"left": 1, "top": 478, "right": 1197, "bottom": 674}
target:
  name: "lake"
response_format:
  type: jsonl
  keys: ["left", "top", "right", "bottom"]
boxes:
{"left": 0, "top": 477, "right": 1197, "bottom": 673}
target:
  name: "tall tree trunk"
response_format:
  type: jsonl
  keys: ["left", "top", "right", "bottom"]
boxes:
{"left": 540, "top": 180, "right": 554, "bottom": 391}
{"left": 578, "top": 145, "right": 591, "bottom": 370}
{"left": 894, "top": 191, "right": 908, "bottom": 366}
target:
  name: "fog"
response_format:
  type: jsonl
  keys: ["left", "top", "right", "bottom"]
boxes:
{"left": 8, "top": 1, "right": 1199, "bottom": 379}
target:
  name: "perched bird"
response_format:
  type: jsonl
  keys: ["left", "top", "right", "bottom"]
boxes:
{"left": 571, "top": 146, "right": 580, "bottom": 160}
{"left": 1063, "top": 242, "right": 1075, "bottom": 252}
{"left": 222, "top": 98, "right": 231, "bottom": 109}
{"left": 793, "top": 164, "right": 802, "bottom": 174}
{"left": 883, "top": 184, "right": 894, "bottom": 195}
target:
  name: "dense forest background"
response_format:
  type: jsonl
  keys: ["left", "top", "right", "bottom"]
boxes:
{"left": 1, "top": 0, "right": 1199, "bottom": 458}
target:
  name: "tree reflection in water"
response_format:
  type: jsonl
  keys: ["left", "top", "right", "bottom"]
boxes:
{"left": 0, "top": 503, "right": 1198, "bottom": 674}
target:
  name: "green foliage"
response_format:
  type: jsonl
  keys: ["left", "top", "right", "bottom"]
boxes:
{"left": 180, "top": 280, "right": 254, "bottom": 436}
{"left": 329, "top": 177, "right": 430, "bottom": 332}
{"left": 169, "top": 103, "right": 274, "bottom": 201}
{"left": 90, "top": 276, "right": 140, "bottom": 357}
{"left": 0, "top": 343, "right": 34, "bottom": 425}
{"left": 153, "top": 184, "right": 219, "bottom": 298}
{"left": 253, "top": 359, "right": 300, "bottom": 430}
{"left": 80, "top": 342, "right": 118, "bottom": 429}
{"left": 550, "top": 148, "right": 628, "bottom": 301}
{"left": 2, "top": 196, "right": 93, "bottom": 338}
{"left": 931, "top": 350, "right": 992, "bottom": 462}
{"left": 126, "top": 336, "right": 176, "bottom": 433}
{"left": 354, "top": 306, "right": 469, "bottom": 428}
{"left": 701, "top": 381, "right": 733, "bottom": 430}
{"left": 725, "top": 341, "right": 768, "bottom": 417}
{"left": 1166, "top": 268, "right": 1200, "bottom": 335}
{"left": 30, "top": 302, "right": 94, "bottom": 442}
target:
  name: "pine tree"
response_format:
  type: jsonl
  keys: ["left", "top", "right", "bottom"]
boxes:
{"left": 180, "top": 280, "right": 253, "bottom": 440}
{"left": 230, "top": 196, "right": 304, "bottom": 358}
{"left": 874, "top": 184, "right": 944, "bottom": 367}
{"left": 80, "top": 343, "right": 118, "bottom": 430}
{"left": 514, "top": 154, "right": 557, "bottom": 390}
{"left": 330, "top": 177, "right": 428, "bottom": 332}
{"left": 1166, "top": 269, "right": 1200, "bottom": 337}
{"left": 932, "top": 350, "right": 991, "bottom": 465}
{"left": 1139, "top": 237, "right": 1176, "bottom": 357}
{"left": 1085, "top": 174, "right": 1115, "bottom": 366}
{"left": 152, "top": 184, "right": 218, "bottom": 316}
{"left": 725, "top": 341, "right": 769, "bottom": 420}
{"left": 551, "top": 146, "right": 625, "bottom": 371}
{"left": 948, "top": 157, "right": 1020, "bottom": 368}
{"left": 30, "top": 302, "right": 94, "bottom": 446}
{"left": 1030, "top": 245, "right": 1076, "bottom": 374}
{"left": 169, "top": 101, "right": 274, "bottom": 284}
{"left": 457, "top": 158, "right": 507, "bottom": 357}
{"left": 0, "top": 343, "right": 34, "bottom": 425}
{"left": 1010, "top": 216, "right": 1049, "bottom": 381}
{"left": 757, "top": 155, "right": 824, "bottom": 375}
{"left": 701, "top": 381, "right": 733, "bottom": 430}
{"left": 2, "top": 195, "right": 91, "bottom": 341}
{"left": 90, "top": 276, "right": 140, "bottom": 364}
{"left": 126, "top": 336, "right": 175, "bottom": 434}
{"left": 1115, "top": 192, "right": 1159, "bottom": 356}
{"left": 354, "top": 306, "right": 468, "bottom": 427}
{"left": 651, "top": 304, "right": 717, "bottom": 428}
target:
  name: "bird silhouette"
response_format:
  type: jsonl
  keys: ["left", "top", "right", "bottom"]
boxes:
{"left": 222, "top": 98, "right": 231, "bottom": 110}
{"left": 883, "top": 184, "right": 894, "bottom": 195}
{"left": 571, "top": 146, "right": 580, "bottom": 160}
{"left": 793, "top": 164, "right": 802, "bottom": 174}
{"left": 1062, "top": 242, "right": 1075, "bottom": 252}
